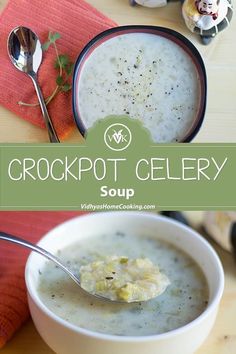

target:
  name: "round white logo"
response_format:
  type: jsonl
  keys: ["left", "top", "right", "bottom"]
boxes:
{"left": 104, "top": 123, "right": 132, "bottom": 151}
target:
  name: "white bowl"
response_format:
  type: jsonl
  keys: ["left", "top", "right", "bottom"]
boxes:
{"left": 25, "top": 212, "right": 224, "bottom": 354}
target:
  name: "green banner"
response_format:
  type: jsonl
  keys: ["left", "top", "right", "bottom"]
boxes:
{"left": 0, "top": 116, "right": 235, "bottom": 210}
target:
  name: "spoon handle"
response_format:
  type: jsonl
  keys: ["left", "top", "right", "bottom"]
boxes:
{"left": 30, "top": 73, "right": 60, "bottom": 143}
{"left": 0, "top": 231, "right": 80, "bottom": 285}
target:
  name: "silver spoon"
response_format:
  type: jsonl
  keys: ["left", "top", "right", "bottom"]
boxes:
{"left": 7, "top": 26, "right": 60, "bottom": 143}
{"left": 0, "top": 232, "right": 127, "bottom": 303}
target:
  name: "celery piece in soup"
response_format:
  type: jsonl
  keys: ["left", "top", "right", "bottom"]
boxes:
{"left": 80, "top": 255, "right": 170, "bottom": 302}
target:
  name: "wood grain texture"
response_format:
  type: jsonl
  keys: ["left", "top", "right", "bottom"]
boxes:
{"left": 0, "top": 0, "right": 235, "bottom": 142}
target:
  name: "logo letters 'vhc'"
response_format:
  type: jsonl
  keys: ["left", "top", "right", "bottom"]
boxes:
{"left": 107, "top": 129, "right": 128, "bottom": 144}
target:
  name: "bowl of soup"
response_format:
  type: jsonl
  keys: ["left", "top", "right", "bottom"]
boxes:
{"left": 72, "top": 26, "right": 207, "bottom": 142}
{"left": 25, "top": 212, "right": 223, "bottom": 354}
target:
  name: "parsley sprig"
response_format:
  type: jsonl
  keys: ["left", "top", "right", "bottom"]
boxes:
{"left": 18, "top": 32, "right": 74, "bottom": 107}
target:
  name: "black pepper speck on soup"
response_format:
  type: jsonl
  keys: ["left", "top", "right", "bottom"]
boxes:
{"left": 78, "top": 33, "right": 200, "bottom": 143}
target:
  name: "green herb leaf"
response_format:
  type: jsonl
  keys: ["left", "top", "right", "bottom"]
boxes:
{"left": 42, "top": 41, "right": 51, "bottom": 51}
{"left": 54, "top": 55, "right": 70, "bottom": 70}
{"left": 59, "top": 54, "right": 70, "bottom": 68}
{"left": 48, "top": 32, "right": 61, "bottom": 44}
{"left": 65, "top": 63, "right": 74, "bottom": 76}
{"left": 56, "top": 76, "right": 64, "bottom": 86}
{"left": 42, "top": 32, "right": 61, "bottom": 51}
{"left": 61, "top": 83, "right": 72, "bottom": 92}
{"left": 54, "top": 59, "right": 60, "bottom": 69}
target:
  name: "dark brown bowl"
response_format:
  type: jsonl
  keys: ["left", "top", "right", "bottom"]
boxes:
{"left": 72, "top": 25, "right": 207, "bottom": 142}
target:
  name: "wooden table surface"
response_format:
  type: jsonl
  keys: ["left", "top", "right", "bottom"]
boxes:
{"left": 1, "top": 212, "right": 236, "bottom": 354}
{"left": 0, "top": 0, "right": 236, "bottom": 143}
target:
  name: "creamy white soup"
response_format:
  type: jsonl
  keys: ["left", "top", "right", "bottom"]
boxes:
{"left": 38, "top": 231, "right": 208, "bottom": 336}
{"left": 80, "top": 255, "right": 170, "bottom": 302}
{"left": 77, "top": 33, "right": 201, "bottom": 142}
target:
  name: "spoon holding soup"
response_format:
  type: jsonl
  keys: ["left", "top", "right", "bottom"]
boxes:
{"left": 0, "top": 232, "right": 169, "bottom": 303}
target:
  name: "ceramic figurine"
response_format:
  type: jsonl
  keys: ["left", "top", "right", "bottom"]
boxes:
{"left": 182, "top": 0, "right": 233, "bottom": 44}
{"left": 129, "top": 0, "right": 168, "bottom": 8}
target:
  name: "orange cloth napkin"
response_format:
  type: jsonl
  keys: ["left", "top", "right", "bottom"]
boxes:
{"left": 0, "top": 0, "right": 117, "bottom": 140}
{"left": 0, "top": 211, "right": 86, "bottom": 348}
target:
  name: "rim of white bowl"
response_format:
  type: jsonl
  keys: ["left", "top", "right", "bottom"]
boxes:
{"left": 25, "top": 212, "right": 224, "bottom": 343}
